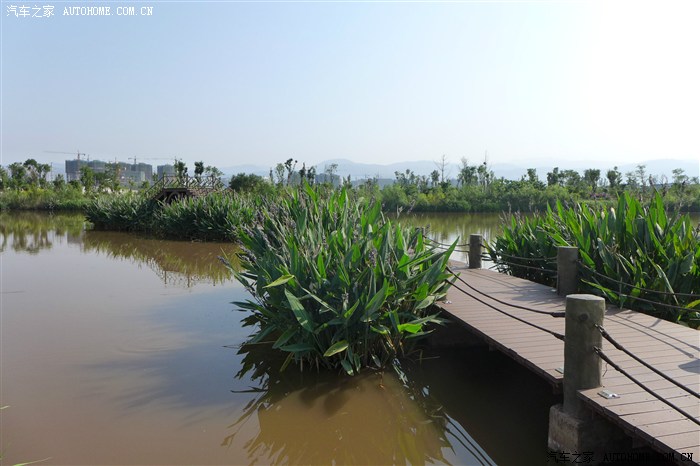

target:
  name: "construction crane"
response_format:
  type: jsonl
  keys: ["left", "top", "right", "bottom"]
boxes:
{"left": 129, "top": 156, "right": 171, "bottom": 165}
{"left": 44, "top": 150, "right": 86, "bottom": 161}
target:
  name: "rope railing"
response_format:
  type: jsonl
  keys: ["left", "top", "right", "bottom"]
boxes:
{"left": 601, "top": 291, "right": 699, "bottom": 314}
{"left": 491, "top": 258, "right": 558, "bottom": 275}
{"left": 447, "top": 275, "right": 565, "bottom": 340}
{"left": 447, "top": 267, "right": 564, "bottom": 317}
{"left": 593, "top": 346, "right": 700, "bottom": 427}
{"left": 578, "top": 262, "right": 700, "bottom": 299}
{"left": 488, "top": 251, "right": 558, "bottom": 263}
{"left": 425, "top": 237, "right": 470, "bottom": 249}
{"left": 429, "top": 243, "right": 470, "bottom": 254}
{"left": 595, "top": 324, "right": 699, "bottom": 398}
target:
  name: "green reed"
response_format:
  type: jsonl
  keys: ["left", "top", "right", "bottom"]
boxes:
{"left": 85, "top": 191, "right": 257, "bottom": 241}
{"left": 489, "top": 192, "right": 700, "bottom": 326}
{"left": 222, "top": 184, "right": 456, "bottom": 375}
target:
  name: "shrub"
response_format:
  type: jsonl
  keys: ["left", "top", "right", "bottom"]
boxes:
{"left": 489, "top": 193, "right": 700, "bottom": 326}
{"left": 224, "top": 185, "right": 456, "bottom": 375}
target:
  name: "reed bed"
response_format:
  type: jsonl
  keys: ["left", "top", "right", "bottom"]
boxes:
{"left": 489, "top": 193, "right": 700, "bottom": 327}
{"left": 85, "top": 191, "right": 257, "bottom": 241}
{"left": 223, "top": 185, "right": 456, "bottom": 375}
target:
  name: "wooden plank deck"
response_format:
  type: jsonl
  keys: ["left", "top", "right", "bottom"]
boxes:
{"left": 439, "top": 265, "right": 700, "bottom": 464}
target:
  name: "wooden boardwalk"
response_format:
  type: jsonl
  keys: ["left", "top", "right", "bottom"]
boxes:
{"left": 439, "top": 265, "right": 700, "bottom": 463}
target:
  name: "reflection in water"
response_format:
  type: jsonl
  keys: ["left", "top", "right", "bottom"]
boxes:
{"left": 0, "top": 211, "right": 86, "bottom": 254}
{"left": 223, "top": 344, "right": 494, "bottom": 466}
{"left": 81, "top": 231, "right": 240, "bottom": 287}
{"left": 395, "top": 212, "right": 509, "bottom": 246}
{"left": 3, "top": 211, "right": 565, "bottom": 464}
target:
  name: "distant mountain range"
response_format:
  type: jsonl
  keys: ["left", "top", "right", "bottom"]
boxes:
{"left": 221, "top": 158, "right": 699, "bottom": 183}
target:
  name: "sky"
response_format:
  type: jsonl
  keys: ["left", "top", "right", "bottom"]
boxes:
{"left": 2, "top": 0, "right": 699, "bottom": 174}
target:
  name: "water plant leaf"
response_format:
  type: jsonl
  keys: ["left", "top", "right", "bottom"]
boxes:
{"left": 285, "top": 289, "right": 314, "bottom": 332}
{"left": 281, "top": 342, "right": 315, "bottom": 352}
{"left": 340, "top": 359, "right": 355, "bottom": 376}
{"left": 264, "top": 274, "right": 295, "bottom": 288}
{"left": 323, "top": 340, "right": 349, "bottom": 357}
{"left": 273, "top": 327, "right": 298, "bottom": 349}
{"left": 397, "top": 323, "right": 423, "bottom": 334}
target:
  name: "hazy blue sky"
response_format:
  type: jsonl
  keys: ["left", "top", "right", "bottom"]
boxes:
{"left": 2, "top": 0, "right": 699, "bottom": 172}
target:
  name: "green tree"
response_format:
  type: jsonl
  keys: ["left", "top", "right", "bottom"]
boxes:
{"left": 194, "top": 161, "right": 205, "bottom": 180}
{"left": 546, "top": 167, "right": 561, "bottom": 186}
{"left": 583, "top": 168, "right": 601, "bottom": 194}
{"left": 8, "top": 162, "right": 27, "bottom": 189}
{"left": 477, "top": 162, "right": 493, "bottom": 190}
{"left": 526, "top": 168, "right": 538, "bottom": 184}
{"left": 53, "top": 173, "right": 66, "bottom": 190}
{"left": 672, "top": 168, "right": 688, "bottom": 192}
{"left": 458, "top": 158, "right": 478, "bottom": 187}
{"left": 284, "top": 158, "right": 297, "bottom": 185}
{"left": 635, "top": 164, "right": 647, "bottom": 199}
{"left": 561, "top": 170, "right": 582, "bottom": 192}
{"left": 174, "top": 159, "right": 188, "bottom": 180}
{"left": 0, "top": 166, "right": 9, "bottom": 190}
{"left": 94, "top": 171, "right": 110, "bottom": 192}
{"left": 274, "top": 163, "right": 285, "bottom": 185}
{"left": 80, "top": 166, "right": 96, "bottom": 193}
{"left": 105, "top": 162, "right": 121, "bottom": 192}
{"left": 230, "top": 172, "right": 266, "bottom": 192}
{"left": 606, "top": 167, "right": 622, "bottom": 191}
{"left": 324, "top": 163, "right": 338, "bottom": 186}
{"left": 204, "top": 165, "right": 224, "bottom": 181}
{"left": 430, "top": 170, "right": 440, "bottom": 188}
{"left": 306, "top": 166, "right": 317, "bottom": 185}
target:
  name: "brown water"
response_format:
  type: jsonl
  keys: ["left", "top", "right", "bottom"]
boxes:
{"left": 1, "top": 212, "right": 563, "bottom": 465}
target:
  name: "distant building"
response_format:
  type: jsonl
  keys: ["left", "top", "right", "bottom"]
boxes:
{"left": 65, "top": 159, "right": 153, "bottom": 186}
{"left": 121, "top": 163, "right": 153, "bottom": 184}
{"left": 157, "top": 164, "right": 175, "bottom": 179}
{"left": 65, "top": 159, "right": 107, "bottom": 182}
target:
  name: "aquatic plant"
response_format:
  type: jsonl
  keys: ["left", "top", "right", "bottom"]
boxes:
{"left": 223, "top": 184, "right": 456, "bottom": 375}
{"left": 490, "top": 193, "right": 700, "bottom": 326}
{"left": 85, "top": 193, "right": 157, "bottom": 232}
{"left": 85, "top": 191, "right": 258, "bottom": 241}
{"left": 156, "top": 192, "right": 257, "bottom": 241}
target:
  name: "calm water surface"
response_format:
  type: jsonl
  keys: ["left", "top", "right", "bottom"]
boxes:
{"left": 2, "top": 212, "right": 567, "bottom": 465}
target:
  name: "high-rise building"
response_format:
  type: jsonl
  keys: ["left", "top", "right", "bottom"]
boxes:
{"left": 65, "top": 159, "right": 153, "bottom": 186}
{"left": 157, "top": 164, "right": 176, "bottom": 179}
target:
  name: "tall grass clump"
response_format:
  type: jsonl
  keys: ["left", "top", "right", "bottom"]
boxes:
{"left": 0, "top": 187, "right": 90, "bottom": 211}
{"left": 85, "top": 193, "right": 157, "bottom": 232}
{"left": 223, "top": 184, "right": 456, "bottom": 375}
{"left": 157, "top": 192, "right": 257, "bottom": 241}
{"left": 489, "top": 192, "right": 700, "bottom": 327}
{"left": 85, "top": 191, "right": 258, "bottom": 241}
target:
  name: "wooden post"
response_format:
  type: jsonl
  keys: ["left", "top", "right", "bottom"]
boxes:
{"left": 469, "top": 234, "right": 482, "bottom": 269}
{"left": 557, "top": 246, "right": 579, "bottom": 296}
{"left": 563, "top": 294, "right": 605, "bottom": 418}
{"left": 549, "top": 295, "right": 629, "bottom": 459}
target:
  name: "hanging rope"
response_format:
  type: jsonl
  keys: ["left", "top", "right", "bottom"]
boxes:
{"left": 578, "top": 262, "right": 699, "bottom": 299}
{"left": 491, "top": 259, "right": 558, "bottom": 275}
{"left": 589, "top": 287, "right": 700, "bottom": 314}
{"left": 446, "top": 278, "right": 565, "bottom": 340}
{"left": 595, "top": 324, "right": 699, "bottom": 398}
{"left": 593, "top": 347, "right": 700, "bottom": 427}
{"left": 490, "top": 251, "right": 558, "bottom": 262}
{"left": 448, "top": 267, "right": 564, "bottom": 317}
{"left": 425, "top": 237, "right": 470, "bottom": 249}
{"left": 430, "top": 244, "right": 471, "bottom": 254}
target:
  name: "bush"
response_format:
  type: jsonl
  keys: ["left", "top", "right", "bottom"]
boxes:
{"left": 489, "top": 193, "right": 700, "bottom": 327}
{"left": 224, "top": 185, "right": 456, "bottom": 375}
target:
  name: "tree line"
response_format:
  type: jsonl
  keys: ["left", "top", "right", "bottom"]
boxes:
{"left": 2, "top": 156, "right": 699, "bottom": 212}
